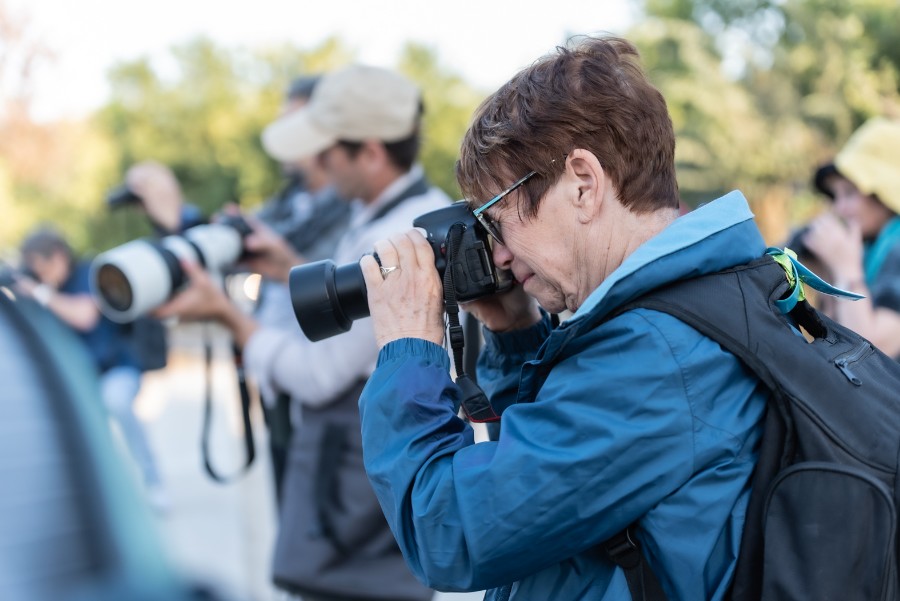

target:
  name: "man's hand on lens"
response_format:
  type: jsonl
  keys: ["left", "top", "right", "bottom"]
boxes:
{"left": 153, "top": 260, "right": 260, "bottom": 348}
{"left": 802, "top": 212, "right": 864, "bottom": 280}
{"left": 153, "top": 260, "right": 231, "bottom": 322}
{"left": 240, "top": 215, "right": 304, "bottom": 283}
{"left": 125, "top": 163, "right": 182, "bottom": 233}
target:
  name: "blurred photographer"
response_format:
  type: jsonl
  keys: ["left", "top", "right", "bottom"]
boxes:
{"left": 116, "top": 160, "right": 205, "bottom": 235}
{"left": 254, "top": 75, "right": 351, "bottom": 264}
{"left": 155, "top": 64, "right": 449, "bottom": 601}
{"left": 17, "top": 227, "right": 169, "bottom": 510}
{"left": 802, "top": 117, "right": 900, "bottom": 359}
{"left": 247, "top": 75, "right": 352, "bottom": 505}
{"left": 355, "top": 36, "right": 769, "bottom": 600}
{"left": 103, "top": 160, "right": 208, "bottom": 384}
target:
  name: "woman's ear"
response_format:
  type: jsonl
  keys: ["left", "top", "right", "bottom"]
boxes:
{"left": 566, "top": 149, "right": 606, "bottom": 222}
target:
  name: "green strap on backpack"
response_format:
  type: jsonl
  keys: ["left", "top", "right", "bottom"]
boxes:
{"left": 766, "top": 247, "right": 864, "bottom": 313}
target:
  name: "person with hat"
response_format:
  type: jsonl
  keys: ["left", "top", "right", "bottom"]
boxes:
{"left": 803, "top": 117, "right": 900, "bottom": 359}
{"left": 242, "top": 74, "right": 353, "bottom": 509}
{"left": 155, "top": 64, "right": 449, "bottom": 601}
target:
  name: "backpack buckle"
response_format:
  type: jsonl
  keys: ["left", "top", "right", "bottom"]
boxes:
{"left": 604, "top": 527, "right": 642, "bottom": 569}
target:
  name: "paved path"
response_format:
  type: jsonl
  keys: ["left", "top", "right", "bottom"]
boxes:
{"left": 129, "top": 323, "right": 482, "bottom": 601}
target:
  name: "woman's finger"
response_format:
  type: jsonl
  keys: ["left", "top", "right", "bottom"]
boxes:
{"left": 372, "top": 238, "right": 400, "bottom": 271}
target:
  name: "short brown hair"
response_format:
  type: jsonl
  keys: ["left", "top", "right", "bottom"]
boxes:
{"left": 20, "top": 227, "right": 73, "bottom": 264}
{"left": 457, "top": 35, "right": 679, "bottom": 216}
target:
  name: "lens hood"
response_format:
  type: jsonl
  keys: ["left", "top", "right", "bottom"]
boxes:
{"left": 289, "top": 259, "right": 370, "bottom": 341}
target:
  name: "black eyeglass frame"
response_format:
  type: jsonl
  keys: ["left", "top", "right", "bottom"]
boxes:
{"left": 470, "top": 171, "right": 539, "bottom": 245}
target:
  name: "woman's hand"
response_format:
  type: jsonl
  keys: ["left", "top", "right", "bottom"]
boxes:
{"left": 360, "top": 230, "right": 446, "bottom": 349}
{"left": 461, "top": 284, "right": 542, "bottom": 333}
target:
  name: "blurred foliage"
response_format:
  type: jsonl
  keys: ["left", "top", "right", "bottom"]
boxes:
{"left": 637, "top": 0, "right": 900, "bottom": 243}
{"left": 398, "top": 43, "right": 485, "bottom": 200}
{"left": 88, "top": 36, "right": 357, "bottom": 253}
{"left": 3, "top": 0, "right": 900, "bottom": 256}
{"left": 1, "top": 22, "right": 487, "bottom": 256}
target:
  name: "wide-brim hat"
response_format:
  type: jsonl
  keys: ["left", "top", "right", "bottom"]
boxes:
{"left": 833, "top": 117, "right": 900, "bottom": 214}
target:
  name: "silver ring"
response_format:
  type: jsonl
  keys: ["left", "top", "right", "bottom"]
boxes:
{"left": 379, "top": 265, "right": 399, "bottom": 279}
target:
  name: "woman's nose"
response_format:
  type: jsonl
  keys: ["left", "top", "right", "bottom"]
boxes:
{"left": 491, "top": 240, "right": 513, "bottom": 270}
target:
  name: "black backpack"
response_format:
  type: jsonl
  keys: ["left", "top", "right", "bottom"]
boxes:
{"left": 604, "top": 254, "right": 900, "bottom": 601}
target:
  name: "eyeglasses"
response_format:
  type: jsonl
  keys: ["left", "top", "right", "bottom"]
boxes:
{"left": 471, "top": 170, "right": 538, "bottom": 245}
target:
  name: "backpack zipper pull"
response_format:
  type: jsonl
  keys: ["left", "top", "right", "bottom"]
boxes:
{"left": 834, "top": 359, "right": 862, "bottom": 385}
{"left": 833, "top": 343, "right": 869, "bottom": 385}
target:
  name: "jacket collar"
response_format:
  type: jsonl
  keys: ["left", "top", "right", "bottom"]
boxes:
{"left": 565, "top": 191, "right": 766, "bottom": 329}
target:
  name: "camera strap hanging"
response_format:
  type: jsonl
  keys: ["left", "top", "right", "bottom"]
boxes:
{"left": 200, "top": 323, "right": 256, "bottom": 483}
{"left": 443, "top": 223, "right": 500, "bottom": 423}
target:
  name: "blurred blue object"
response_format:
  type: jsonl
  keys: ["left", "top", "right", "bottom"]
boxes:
{"left": 0, "top": 269, "right": 234, "bottom": 601}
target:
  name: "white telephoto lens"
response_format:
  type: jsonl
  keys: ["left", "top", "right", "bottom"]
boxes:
{"left": 184, "top": 224, "right": 244, "bottom": 272}
{"left": 91, "top": 223, "right": 245, "bottom": 323}
{"left": 90, "top": 239, "right": 182, "bottom": 323}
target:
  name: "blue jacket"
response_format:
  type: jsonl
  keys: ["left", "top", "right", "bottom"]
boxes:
{"left": 359, "top": 192, "right": 769, "bottom": 600}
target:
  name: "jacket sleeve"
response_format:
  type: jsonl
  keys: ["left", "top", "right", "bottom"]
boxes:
{"left": 475, "top": 312, "right": 553, "bottom": 417}
{"left": 359, "top": 313, "right": 698, "bottom": 592}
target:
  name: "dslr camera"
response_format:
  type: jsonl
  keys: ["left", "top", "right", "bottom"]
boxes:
{"left": 91, "top": 214, "right": 253, "bottom": 323}
{"left": 289, "top": 201, "right": 513, "bottom": 341}
{"left": 105, "top": 184, "right": 144, "bottom": 209}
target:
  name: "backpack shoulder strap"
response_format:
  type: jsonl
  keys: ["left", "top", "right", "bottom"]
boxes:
{"left": 603, "top": 527, "right": 670, "bottom": 601}
{"left": 606, "top": 257, "right": 790, "bottom": 388}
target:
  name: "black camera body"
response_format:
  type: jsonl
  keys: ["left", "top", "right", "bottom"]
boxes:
{"left": 289, "top": 201, "right": 513, "bottom": 341}
{"left": 106, "top": 184, "right": 144, "bottom": 209}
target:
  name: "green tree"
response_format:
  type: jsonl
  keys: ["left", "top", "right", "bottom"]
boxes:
{"left": 90, "top": 37, "right": 353, "bottom": 251}
{"left": 398, "top": 42, "right": 486, "bottom": 200}
{"left": 637, "top": 0, "right": 900, "bottom": 242}
{"left": 88, "top": 36, "right": 483, "bottom": 252}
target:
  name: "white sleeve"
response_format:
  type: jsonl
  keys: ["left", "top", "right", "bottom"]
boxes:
{"left": 243, "top": 185, "right": 451, "bottom": 407}
{"left": 243, "top": 317, "right": 377, "bottom": 408}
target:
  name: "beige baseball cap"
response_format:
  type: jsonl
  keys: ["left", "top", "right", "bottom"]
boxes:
{"left": 834, "top": 117, "right": 900, "bottom": 214}
{"left": 261, "top": 64, "right": 421, "bottom": 162}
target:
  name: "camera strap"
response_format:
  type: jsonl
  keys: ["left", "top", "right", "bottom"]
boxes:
{"left": 200, "top": 323, "right": 257, "bottom": 483}
{"left": 443, "top": 223, "right": 500, "bottom": 423}
{"left": 362, "top": 176, "right": 430, "bottom": 226}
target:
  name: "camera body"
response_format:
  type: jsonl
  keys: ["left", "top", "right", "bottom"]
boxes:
{"left": 106, "top": 184, "right": 144, "bottom": 209}
{"left": 91, "top": 214, "right": 253, "bottom": 323}
{"left": 290, "top": 201, "right": 513, "bottom": 341}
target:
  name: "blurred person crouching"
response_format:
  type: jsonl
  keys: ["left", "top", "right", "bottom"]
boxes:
{"left": 17, "top": 227, "right": 170, "bottom": 511}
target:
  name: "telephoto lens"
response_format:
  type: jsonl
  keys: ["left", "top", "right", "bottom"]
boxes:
{"left": 91, "top": 215, "right": 252, "bottom": 322}
{"left": 289, "top": 201, "right": 512, "bottom": 341}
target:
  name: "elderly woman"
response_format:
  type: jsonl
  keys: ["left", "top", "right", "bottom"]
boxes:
{"left": 357, "top": 36, "right": 768, "bottom": 600}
